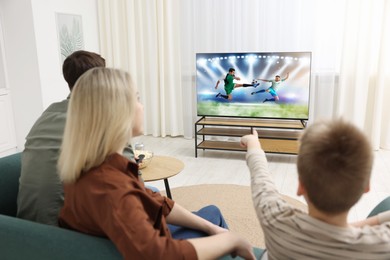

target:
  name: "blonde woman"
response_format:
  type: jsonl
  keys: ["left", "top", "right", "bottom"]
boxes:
{"left": 58, "top": 68, "right": 256, "bottom": 260}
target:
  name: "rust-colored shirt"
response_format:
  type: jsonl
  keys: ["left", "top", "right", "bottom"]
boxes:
{"left": 59, "top": 153, "right": 197, "bottom": 260}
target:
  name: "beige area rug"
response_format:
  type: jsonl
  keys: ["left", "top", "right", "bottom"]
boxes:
{"left": 164, "top": 184, "right": 307, "bottom": 248}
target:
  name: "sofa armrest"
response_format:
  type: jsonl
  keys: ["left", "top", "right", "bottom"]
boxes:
{"left": 367, "top": 196, "right": 390, "bottom": 218}
{"left": 0, "top": 153, "right": 22, "bottom": 216}
{"left": 0, "top": 214, "right": 121, "bottom": 259}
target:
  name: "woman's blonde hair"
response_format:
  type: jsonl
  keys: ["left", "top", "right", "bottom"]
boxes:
{"left": 58, "top": 68, "right": 137, "bottom": 183}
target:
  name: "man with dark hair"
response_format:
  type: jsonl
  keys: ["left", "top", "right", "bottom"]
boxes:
{"left": 215, "top": 68, "right": 259, "bottom": 101}
{"left": 17, "top": 51, "right": 107, "bottom": 226}
{"left": 62, "top": 50, "right": 106, "bottom": 90}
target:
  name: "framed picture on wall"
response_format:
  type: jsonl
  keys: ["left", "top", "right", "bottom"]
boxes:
{"left": 55, "top": 13, "right": 85, "bottom": 63}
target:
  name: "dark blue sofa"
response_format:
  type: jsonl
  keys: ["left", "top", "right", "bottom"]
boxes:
{"left": 0, "top": 153, "right": 122, "bottom": 259}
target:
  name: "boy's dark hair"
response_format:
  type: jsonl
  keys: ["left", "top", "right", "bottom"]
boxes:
{"left": 62, "top": 50, "right": 106, "bottom": 91}
{"left": 297, "top": 119, "right": 373, "bottom": 214}
{"left": 228, "top": 68, "right": 235, "bottom": 73}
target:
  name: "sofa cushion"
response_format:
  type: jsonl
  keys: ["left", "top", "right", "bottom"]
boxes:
{"left": 0, "top": 214, "right": 121, "bottom": 259}
{"left": 0, "top": 152, "right": 21, "bottom": 216}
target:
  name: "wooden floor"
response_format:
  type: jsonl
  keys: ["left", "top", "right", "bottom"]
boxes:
{"left": 133, "top": 135, "right": 390, "bottom": 222}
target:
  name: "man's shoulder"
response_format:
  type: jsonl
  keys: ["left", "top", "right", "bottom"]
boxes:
{"left": 31, "top": 99, "right": 69, "bottom": 128}
{"left": 44, "top": 99, "right": 69, "bottom": 113}
{"left": 24, "top": 99, "right": 69, "bottom": 145}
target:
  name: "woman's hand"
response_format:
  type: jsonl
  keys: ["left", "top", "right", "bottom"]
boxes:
{"left": 188, "top": 232, "right": 256, "bottom": 260}
{"left": 230, "top": 233, "right": 256, "bottom": 260}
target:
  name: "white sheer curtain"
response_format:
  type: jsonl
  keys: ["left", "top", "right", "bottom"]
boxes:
{"left": 335, "top": 0, "right": 390, "bottom": 149}
{"left": 97, "top": 0, "right": 183, "bottom": 137}
{"left": 180, "top": 0, "right": 390, "bottom": 149}
{"left": 180, "top": 0, "right": 345, "bottom": 137}
{"left": 97, "top": 0, "right": 390, "bottom": 149}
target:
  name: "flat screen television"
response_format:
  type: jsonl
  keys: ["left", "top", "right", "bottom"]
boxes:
{"left": 196, "top": 51, "right": 311, "bottom": 120}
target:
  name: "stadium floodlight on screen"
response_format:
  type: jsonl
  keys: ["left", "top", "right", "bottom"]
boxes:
{"left": 196, "top": 52, "right": 311, "bottom": 120}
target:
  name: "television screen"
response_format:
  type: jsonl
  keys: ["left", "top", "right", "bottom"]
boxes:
{"left": 196, "top": 52, "right": 311, "bottom": 120}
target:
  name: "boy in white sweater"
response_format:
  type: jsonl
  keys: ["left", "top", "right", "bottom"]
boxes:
{"left": 241, "top": 119, "right": 390, "bottom": 259}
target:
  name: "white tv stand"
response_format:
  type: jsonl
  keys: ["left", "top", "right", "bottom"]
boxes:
{"left": 195, "top": 116, "right": 306, "bottom": 157}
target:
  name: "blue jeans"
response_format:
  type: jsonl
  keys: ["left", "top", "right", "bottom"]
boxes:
{"left": 145, "top": 185, "right": 159, "bottom": 193}
{"left": 169, "top": 205, "right": 228, "bottom": 239}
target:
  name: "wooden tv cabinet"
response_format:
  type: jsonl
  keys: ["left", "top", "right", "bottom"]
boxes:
{"left": 195, "top": 117, "right": 306, "bottom": 157}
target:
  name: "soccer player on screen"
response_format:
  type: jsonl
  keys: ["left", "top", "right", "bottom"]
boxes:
{"left": 251, "top": 72, "right": 289, "bottom": 103}
{"left": 215, "top": 68, "right": 259, "bottom": 101}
